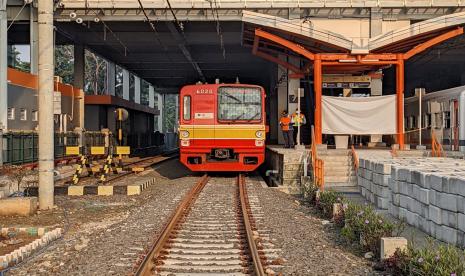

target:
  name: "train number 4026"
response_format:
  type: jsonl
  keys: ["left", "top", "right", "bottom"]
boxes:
{"left": 196, "top": 89, "right": 213, "bottom": 94}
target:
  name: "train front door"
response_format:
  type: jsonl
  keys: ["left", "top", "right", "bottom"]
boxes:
{"left": 191, "top": 87, "right": 216, "bottom": 151}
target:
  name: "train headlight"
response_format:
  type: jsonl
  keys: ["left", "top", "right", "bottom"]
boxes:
{"left": 255, "top": 130, "right": 264, "bottom": 138}
{"left": 181, "top": 140, "right": 190, "bottom": 147}
{"left": 180, "top": 130, "right": 190, "bottom": 138}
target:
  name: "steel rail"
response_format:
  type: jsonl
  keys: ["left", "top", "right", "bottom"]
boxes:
{"left": 238, "top": 174, "right": 266, "bottom": 276}
{"left": 102, "top": 154, "right": 177, "bottom": 184}
{"left": 134, "top": 174, "right": 210, "bottom": 276}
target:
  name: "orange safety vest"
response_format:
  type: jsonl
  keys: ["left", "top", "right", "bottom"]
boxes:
{"left": 280, "top": 116, "right": 291, "bottom": 131}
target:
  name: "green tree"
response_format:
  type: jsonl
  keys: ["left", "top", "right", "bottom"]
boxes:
{"left": 55, "top": 45, "right": 74, "bottom": 84}
{"left": 84, "top": 50, "right": 107, "bottom": 95}
{"left": 163, "top": 94, "right": 178, "bottom": 132}
{"left": 8, "top": 45, "right": 30, "bottom": 73}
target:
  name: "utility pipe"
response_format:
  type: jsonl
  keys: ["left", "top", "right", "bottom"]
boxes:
{"left": 265, "top": 170, "right": 278, "bottom": 177}
{"left": 38, "top": 0, "right": 55, "bottom": 209}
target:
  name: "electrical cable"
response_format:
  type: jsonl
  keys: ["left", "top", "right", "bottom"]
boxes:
{"left": 207, "top": 0, "right": 226, "bottom": 59}
{"left": 7, "top": 1, "right": 29, "bottom": 31}
{"left": 136, "top": 0, "right": 167, "bottom": 51}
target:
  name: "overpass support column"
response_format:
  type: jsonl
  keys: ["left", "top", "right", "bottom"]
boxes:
{"left": 157, "top": 93, "right": 163, "bottom": 132}
{"left": 38, "top": 0, "right": 55, "bottom": 209}
{"left": 73, "top": 44, "right": 85, "bottom": 147}
{"left": 313, "top": 54, "right": 322, "bottom": 144}
{"left": 396, "top": 55, "right": 405, "bottom": 149}
{"left": 0, "top": 0, "right": 7, "bottom": 133}
{"left": 30, "top": 5, "right": 38, "bottom": 74}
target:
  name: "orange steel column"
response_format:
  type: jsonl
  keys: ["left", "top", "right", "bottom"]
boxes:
{"left": 396, "top": 55, "right": 405, "bottom": 149}
{"left": 313, "top": 54, "right": 322, "bottom": 144}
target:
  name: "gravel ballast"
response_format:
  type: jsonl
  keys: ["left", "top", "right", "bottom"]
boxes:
{"left": 5, "top": 160, "right": 198, "bottom": 275}
{"left": 247, "top": 176, "right": 373, "bottom": 275}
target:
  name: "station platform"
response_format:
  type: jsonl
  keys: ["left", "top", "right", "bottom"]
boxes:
{"left": 264, "top": 144, "right": 432, "bottom": 195}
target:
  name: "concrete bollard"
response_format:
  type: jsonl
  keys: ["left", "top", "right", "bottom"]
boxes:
{"left": 380, "top": 237, "right": 408, "bottom": 259}
{"left": 332, "top": 203, "right": 343, "bottom": 219}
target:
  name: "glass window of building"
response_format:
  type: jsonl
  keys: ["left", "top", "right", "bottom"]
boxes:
{"left": 32, "top": 110, "right": 38, "bottom": 122}
{"left": 20, "top": 109, "right": 27, "bottom": 121}
{"left": 141, "top": 80, "right": 150, "bottom": 106}
{"left": 55, "top": 45, "right": 74, "bottom": 84}
{"left": 7, "top": 108, "right": 15, "bottom": 120}
{"left": 84, "top": 49, "right": 108, "bottom": 95}
{"left": 129, "top": 74, "right": 135, "bottom": 102}
{"left": 115, "top": 65, "right": 124, "bottom": 98}
{"left": 7, "top": 44, "right": 31, "bottom": 72}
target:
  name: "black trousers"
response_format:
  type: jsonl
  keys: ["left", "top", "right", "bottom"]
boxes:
{"left": 293, "top": 126, "right": 300, "bottom": 144}
{"left": 283, "top": 129, "right": 295, "bottom": 148}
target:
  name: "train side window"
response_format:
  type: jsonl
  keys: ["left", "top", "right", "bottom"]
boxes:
{"left": 183, "top": 96, "right": 191, "bottom": 120}
{"left": 424, "top": 114, "right": 429, "bottom": 128}
{"left": 444, "top": 111, "right": 451, "bottom": 129}
{"left": 434, "top": 113, "right": 443, "bottom": 129}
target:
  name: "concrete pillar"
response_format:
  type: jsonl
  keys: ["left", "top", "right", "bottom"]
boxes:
{"left": 38, "top": 0, "right": 55, "bottom": 209}
{"left": 0, "top": 0, "right": 7, "bottom": 132}
{"left": 122, "top": 69, "right": 129, "bottom": 100}
{"left": 107, "top": 61, "right": 115, "bottom": 96}
{"left": 30, "top": 5, "right": 38, "bottom": 74}
{"left": 287, "top": 57, "right": 300, "bottom": 114}
{"left": 370, "top": 8, "right": 383, "bottom": 37}
{"left": 269, "top": 63, "right": 278, "bottom": 144}
{"left": 277, "top": 56, "right": 288, "bottom": 145}
{"left": 73, "top": 44, "right": 85, "bottom": 146}
{"left": 149, "top": 85, "right": 154, "bottom": 108}
{"left": 157, "top": 93, "right": 163, "bottom": 132}
{"left": 106, "top": 107, "right": 116, "bottom": 133}
{"left": 134, "top": 76, "right": 140, "bottom": 104}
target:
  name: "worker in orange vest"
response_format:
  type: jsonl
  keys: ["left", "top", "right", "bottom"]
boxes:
{"left": 279, "top": 110, "right": 294, "bottom": 148}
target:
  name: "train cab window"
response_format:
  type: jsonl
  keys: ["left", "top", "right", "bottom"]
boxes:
{"left": 218, "top": 87, "right": 262, "bottom": 121}
{"left": 444, "top": 111, "right": 451, "bottom": 129}
{"left": 183, "top": 96, "right": 191, "bottom": 120}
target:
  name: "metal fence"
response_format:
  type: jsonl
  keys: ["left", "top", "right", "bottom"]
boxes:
{"left": 1, "top": 132, "right": 80, "bottom": 165}
{"left": 1, "top": 131, "right": 168, "bottom": 165}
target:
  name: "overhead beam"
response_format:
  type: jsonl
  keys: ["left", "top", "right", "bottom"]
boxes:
{"left": 255, "top": 29, "right": 315, "bottom": 60}
{"left": 166, "top": 22, "right": 206, "bottom": 82}
{"left": 254, "top": 51, "right": 303, "bottom": 75}
{"left": 403, "top": 27, "right": 464, "bottom": 60}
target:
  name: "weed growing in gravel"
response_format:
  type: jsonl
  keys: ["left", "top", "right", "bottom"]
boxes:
{"left": 383, "top": 239, "right": 465, "bottom": 276}
{"left": 341, "top": 203, "right": 403, "bottom": 257}
{"left": 317, "top": 190, "right": 343, "bottom": 219}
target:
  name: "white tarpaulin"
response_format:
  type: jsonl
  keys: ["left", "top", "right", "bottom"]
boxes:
{"left": 322, "top": 95, "right": 396, "bottom": 135}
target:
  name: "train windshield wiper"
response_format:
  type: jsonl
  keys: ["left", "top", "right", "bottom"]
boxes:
{"left": 246, "top": 112, "right": 260, "bottom": 122}
{"left": 223, "top": 93, "right": 242, "bottom": 103}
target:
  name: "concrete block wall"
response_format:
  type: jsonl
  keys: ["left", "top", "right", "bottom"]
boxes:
{"left": 358, "top": 156, "right": 465, "bottom": 247}
{"left": 358, "top": 158, "right": 394, "bottom": 210}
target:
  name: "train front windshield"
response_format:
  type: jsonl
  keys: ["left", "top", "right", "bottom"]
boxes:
{"left": 218, "top": 87, "right": 262, "bottom": 122}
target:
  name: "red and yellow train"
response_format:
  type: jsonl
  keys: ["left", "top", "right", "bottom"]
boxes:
{"left": 179, "top": 83, "right": 266, "bottom": 172}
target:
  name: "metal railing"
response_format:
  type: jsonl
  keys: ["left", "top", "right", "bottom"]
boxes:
{"left": 311, "top": 126, "right": 325, "bottom": 191}
{"left": 351, "top": 145, "right": 359, "bottom": 172}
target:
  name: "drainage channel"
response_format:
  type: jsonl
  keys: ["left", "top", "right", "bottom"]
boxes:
{"left": 134, "top": 174, "right": 267, "bottom": 275}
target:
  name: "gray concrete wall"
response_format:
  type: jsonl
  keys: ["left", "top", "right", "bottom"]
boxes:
{"left": 7, "top": 84, "right": 79, "bottom": 131}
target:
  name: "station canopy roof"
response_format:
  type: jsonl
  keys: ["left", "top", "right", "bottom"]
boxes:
{"left": 242, "top": 11, "right": 465, "bottom": 74}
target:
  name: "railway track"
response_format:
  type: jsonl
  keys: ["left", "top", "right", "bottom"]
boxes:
{"left": 56, "top": 153, "right": 177, "bottom": 186}
{"left": 134, "top": 174, "right": 267, "bottom": 276}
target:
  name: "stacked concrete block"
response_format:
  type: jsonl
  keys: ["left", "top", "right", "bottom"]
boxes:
{"left": 357, "top": 156, "right": 465, "bottom": 247}
{"left": 357, "top": 158, "right": 394, "bottom": 210}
